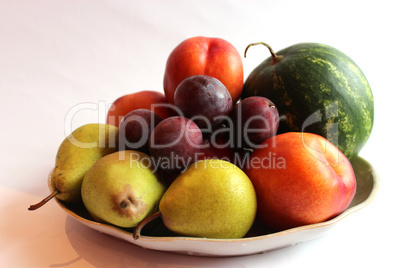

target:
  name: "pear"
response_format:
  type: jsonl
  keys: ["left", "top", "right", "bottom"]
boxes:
{"left": 29, "top": 123, "right": 118, "bottom": 210}
{"left": 156, "top": 159, "right": 257, "bottom": 239}
{"left": 81, "top": 150, "right": 166, "bottom": 228}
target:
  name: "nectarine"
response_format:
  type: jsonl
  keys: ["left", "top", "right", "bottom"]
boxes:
{"left": 163, "top": 36, "right": 244, "bottom": 105}
{"left": 245, "top": 132, "right": 356, "bottom": 231}
{"left": 107, "top": 91, "right": 176, "bottom": 127}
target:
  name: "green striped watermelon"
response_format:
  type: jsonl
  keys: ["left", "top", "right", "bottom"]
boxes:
{"left": 242, "top": 42, "right": 374, "bottom": 160}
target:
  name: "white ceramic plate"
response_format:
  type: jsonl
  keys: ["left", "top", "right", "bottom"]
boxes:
{"left": 51, "top": 156, "right": 379, "bottom": 257}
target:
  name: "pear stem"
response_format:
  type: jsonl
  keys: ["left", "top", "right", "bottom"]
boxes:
{"left": 133, "top": 211, "right": 161, "bottom": 240}
{"left": 28, "top": 190, "right": 59, "bottom": 211}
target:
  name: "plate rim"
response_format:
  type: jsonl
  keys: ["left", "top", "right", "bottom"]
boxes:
{"left": 50, "top": 156, "right": 380, "bottom": 252}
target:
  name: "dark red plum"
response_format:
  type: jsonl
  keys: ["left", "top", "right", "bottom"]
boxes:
{"left": 174, "top": 75, "right": 233, "bottom": 131}
{"left": 149, "top": 116, "right": 203, "bottom": 173}
{"left": 196, "top": 133, "right": 236, "bottom": 163}
{"left": 118, "top": 109, "right": 162, "bottom": 153}
{"left": 230, "top": 96, "right": 279, "bottom": 149}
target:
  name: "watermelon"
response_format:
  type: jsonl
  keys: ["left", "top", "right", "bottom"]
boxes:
{"left": 242, "top": 42, "right": 374, "bottom": 160}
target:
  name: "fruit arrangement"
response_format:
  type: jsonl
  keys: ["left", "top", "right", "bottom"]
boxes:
{"left": 29, "top": 36, "right": 374, "bottom": 242}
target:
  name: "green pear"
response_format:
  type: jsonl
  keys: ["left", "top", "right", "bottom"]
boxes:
{"left": 158, "top": 159, "right": 257, "bottom": 239}
{"left": 81, "top": 150, "right": 166, "bottom": 228}
{"left": 29, "top": 123, "right": 118, "bottom": 210}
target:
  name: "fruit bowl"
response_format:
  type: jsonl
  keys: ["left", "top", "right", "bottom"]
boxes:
{"left": 50, "top": 156, "right": 379, "bottom": 257}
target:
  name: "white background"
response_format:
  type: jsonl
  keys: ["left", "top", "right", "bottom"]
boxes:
{"left": 0, "top": 0, "right": 400, "bottom": 267}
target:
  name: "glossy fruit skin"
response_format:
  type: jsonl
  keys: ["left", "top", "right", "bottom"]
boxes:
{"left": 174, "top": 75, "right": 233, "bottom": 129}
{"left": 164, "top": 36, "right": 243, "bottom": 105}
{"left": 149, "top": 116, "right": 203, "bottom": 173}
{"left": 107, "top": 91, "right": 176, "bottom": 127}
{"left": 118, "top": 109, "right": 162, "bottom": 153}
{"left": 230, "top": 96, "right": 279, "bottom": 149}
{"left": 242, "top": 43, "right": 374, "bottom": 160}
{"left": 244, "top": 132, "right": 356, "bottom": 232}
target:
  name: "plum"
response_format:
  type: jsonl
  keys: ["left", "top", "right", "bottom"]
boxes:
{"left": 230, "top": 96, "right": 279, "bottom": 149}
{"left": 196, "top": 133, "right": 236, "bottom": 163}
{"left": 118, "top": 109, "right": 162, "bottom": 153}
{"left": 149, "top": 116, "right": 203, "bottom": 173}
{"left": 174, "top": 75, "right": 233, "bottom": 131}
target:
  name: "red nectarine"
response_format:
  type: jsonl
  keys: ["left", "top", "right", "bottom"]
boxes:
{"left": 245, "top": 132, "right": 356, "bottom": 232}
{"left": 106, "top": 91, "right": 176, "bottom": 127}
{"left": 163, "top": 36, "right": 244, "bottom": 105}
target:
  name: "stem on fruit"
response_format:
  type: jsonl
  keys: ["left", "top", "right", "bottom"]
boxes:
{"left": 244, "top": 42, "right": 281, "bottom": 63}
{"left": 133, "top": 211, "right": 161, "bottom": 240}
{"left": 28, "top": 190, "right": 59, "bottom": 211}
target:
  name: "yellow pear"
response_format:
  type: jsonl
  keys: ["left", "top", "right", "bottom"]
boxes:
{"left": 159, "top": 159, "right": 257, "bottom": 239}
{"left": 81, "top": 150, "right": 166, "bottom": 228}
{"left": 29, "top": 123, "right": 118, "bottom": 210}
